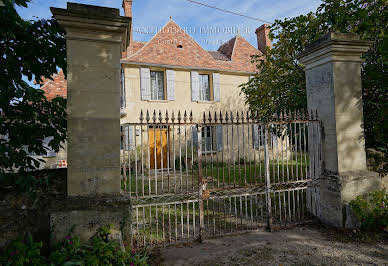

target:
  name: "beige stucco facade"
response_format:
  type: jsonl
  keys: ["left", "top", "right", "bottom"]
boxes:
{"left": 120, "top": 64, "right": 251, "bottom": 123}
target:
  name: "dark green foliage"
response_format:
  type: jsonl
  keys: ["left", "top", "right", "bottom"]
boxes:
{"left": 0, "top": 0, "right": 67, "bottom": 182}
{"left": 350, "top": 190, "right": 388, "bottom": 231}
{"left": 240, "top": 0, "right": 387, "bottom": 174}
{"left": 0, "top": 233, "right": 45, "bottom": 265}
{"left": 1, "top": 226, "right": 149, "bottom": 266}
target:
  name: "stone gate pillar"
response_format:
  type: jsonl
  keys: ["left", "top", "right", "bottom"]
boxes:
{"left": 297, "top": 32, "right": 381, "bottom": 227}
{"left": 49, "top": 3, "right": 132, "bottom": 243}
{"left": 51, "top": 3, "right": 130, "bottom": 196}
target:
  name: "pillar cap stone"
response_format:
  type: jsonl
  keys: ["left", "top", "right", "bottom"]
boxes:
{"left": 255, "top": 24, "right": 270, "bottom": 34}
{"left": 51, "top": 2, "right": 131, "bottom": 52}
{"left": 297, "top": 32, "right": 372, "bottom": 69}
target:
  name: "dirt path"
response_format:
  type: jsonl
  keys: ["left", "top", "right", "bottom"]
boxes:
{"left": 154, "top": 225, "right": 388, "bottom": 265}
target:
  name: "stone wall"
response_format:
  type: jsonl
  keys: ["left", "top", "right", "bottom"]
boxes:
{"left": 0, "top": 169, "right": 131, "bottom": 248}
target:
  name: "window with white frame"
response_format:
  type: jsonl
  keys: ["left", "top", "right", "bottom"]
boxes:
{"left": 198, "top": 74, "right": 210, "bottom": 101}
{"left": 192, "top": 125, "right": 223, "bottom": 152}
{"left": 150, "top": 71, "right": 165, "bottom": 100}
{"left": 252, "top": 125, "right": 264, "bottom": 149}
{"left": 121, "top": 125, "right": 134, "bottom": 151}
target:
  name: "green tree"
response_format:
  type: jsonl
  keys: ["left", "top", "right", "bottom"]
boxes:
{"left": 241, "top": 0, "right": 387, "bottom": 172}
{"left": 0, "top": 0, "right": 66, "bottom": 189}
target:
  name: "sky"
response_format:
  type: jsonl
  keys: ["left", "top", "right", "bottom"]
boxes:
{"left": 17, "top": 0, "right": 323, "bottom": 51}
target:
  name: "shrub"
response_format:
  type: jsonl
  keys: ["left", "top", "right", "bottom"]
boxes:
{"left": 0, "top": 233, "right": 46, "bottom": 266}
{"left": 1, "top": 226, "right": 149, "bottom": 266}
{"left": 350, "top": 190, "right": 388, "bottom": 231}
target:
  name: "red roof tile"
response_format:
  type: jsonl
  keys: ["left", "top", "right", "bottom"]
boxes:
{"left": 208, "top": 51, "right": 230, "bottom": 61}
{"left": 122, "top": 20, "right": 262, "bottom": 73}
{"left": 39, "top": 70, "right": 67, "bottom": 101}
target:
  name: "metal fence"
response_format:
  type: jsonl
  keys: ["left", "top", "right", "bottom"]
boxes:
{"left": 121, "top": 110, "right": 321, "bottom": 248}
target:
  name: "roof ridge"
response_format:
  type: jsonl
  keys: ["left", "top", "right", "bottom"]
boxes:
{"left": 126, "top": 20, "right": 221, "bottom": 61}
{"left": 217, "top": 37, "right": 236, "bottom": 59}
{"left": 235, "top": 35, "right": 263, "bottom": 57}
{"left": 231, "top": 35, "right": 238, "bottom": 60}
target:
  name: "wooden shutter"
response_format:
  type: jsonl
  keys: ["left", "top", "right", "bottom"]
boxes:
{"left": 192, "top": 126, "right": 198, "bottom": 148}
{"left": 252, "top": 124, "right": 259, "bottom": 148}
{"left": 213, "top": 73, "right": 220, "bottom": 102}
{"left": 166, "top": 69, "right": 175, "bottom": 101}
{"left": 216, "top": 125, "right": 223, "bottom": 151}
{"left": 140, "top": 67, "right": 151, "bottom": 100}
{"left": 191, "top": 71, "right": 199, "bottom": 101}
{"left": 124, "top": 126, "right": 129, "bottom": 151}
{"left": 120, "top": 68, "right": 126, "bottom": 108}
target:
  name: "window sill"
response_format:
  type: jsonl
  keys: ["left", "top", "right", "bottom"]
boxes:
{"left": 146, "top": 100, "right": 169, "bottom": 103}
{"left": 195, "top": 101, "right": 214, "bottom": 104}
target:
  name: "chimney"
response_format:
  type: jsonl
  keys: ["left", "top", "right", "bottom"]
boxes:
{"left": 255, "top": 24, "right": 271, "bottom": 54}
{"left": 122, "top": 0, "right": 133, "bottom": 17}
{"left": 122, "top": 0, "right": 133, "bottom": 52}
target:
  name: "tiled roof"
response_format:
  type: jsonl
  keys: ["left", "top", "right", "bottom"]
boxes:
{"left": 217, "top": 37, "right": 236, "bottom": 60}
{"left": 39, "top": 70, "right": 67, "bottom": 101}
{"left": 129, "top": 41, "right": 146, "bottom": 54}
{"left": 207, "top": 51, "right": 230, "bottom": 61}
{"left": 122, "top": 20, "right": 263, "bottom": 73}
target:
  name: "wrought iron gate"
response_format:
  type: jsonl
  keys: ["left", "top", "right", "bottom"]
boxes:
{"left": 121, "top": 110, "right": 321, "bottom": 248}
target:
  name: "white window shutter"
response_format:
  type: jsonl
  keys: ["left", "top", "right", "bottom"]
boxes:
{"left": 252, "top": 124, "right": 259, "bottom": 148}
{"left": 216, "top": 125, "right": 223, "bottom": 151}
{"left": 166, "top": 69, "right": 175, "bottom": 101}
{"left": 192, "top": 126, "right": 198, "bottom": 148}
{"left": 128, "top": 126, "right": 134, "bottom": 149}
{"left": 272, "top": 134, "right": 278, "bottom": 148}
{"left": 191, "top": 71, "right": 199, "bottom": 101}
{"left": 213, "top": 73, "right": 220, "bottom": 102}
{"left": 140, "top": 67, "right": 151, "bottom": 100}
{"left": 122, "top": 125, "right": 133, "bottom": 151}
{"left": 120, "top": 68, "right": 126, "bottom": 108}
{"left": 43, "top": 136, "right": 56, "bottom": 157}
{"left": 124, "top": 126, "right": 129, "bottom": 151}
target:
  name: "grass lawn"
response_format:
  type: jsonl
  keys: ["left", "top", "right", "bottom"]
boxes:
{"left": 122, "top": 155, "right": 310, "bottom": 195}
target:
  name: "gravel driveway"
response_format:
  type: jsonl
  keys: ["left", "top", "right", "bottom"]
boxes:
{"left": 155, "top": 225, "right": 387, "bottom": 265}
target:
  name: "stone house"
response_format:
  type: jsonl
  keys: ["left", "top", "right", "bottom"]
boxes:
{"left": 36, "top": 0, "right": 272, "bottom": 170}
{"left": 119, "top": 0, "right": 272, "bottom": 169}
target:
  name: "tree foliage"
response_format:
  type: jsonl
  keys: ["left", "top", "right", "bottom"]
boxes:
{"left": 240, "top": 0, "right": 387, "bottom": 171}
{"left": 0, "top": 0, "right": 66, "bottom": 182}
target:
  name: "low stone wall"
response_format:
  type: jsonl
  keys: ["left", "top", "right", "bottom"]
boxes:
{"left": 0, "top": 169, "right": 131, "bottom": 249}
{"left": 307, "top": 170, "right": 382, "bottom": 228}
{"left": 50, "top": 195, "right": 131, "bottom": 245}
